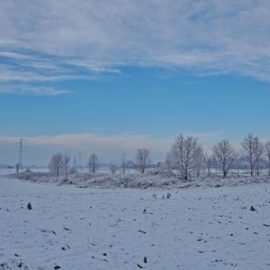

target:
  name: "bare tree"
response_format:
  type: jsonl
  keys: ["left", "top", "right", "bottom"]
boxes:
{"left": 88, "top": 153, "right": 98, "bottom": 173}
{"left": 110, "top": 164, "right": 118, "bottom": 176}
{"left": 213, "top": 140, "right": 236, "bottom": 178}
{"left": 195, "top": 145, "right": 204, "bottom": 177}
{"left": 265, "top": 141, "right": 270, "bottom": 176}
{"left": 169, "top": 134, "right": 201, "bottom": 180}
{"left": 253, "top": 137, "right": 264, "bottom": 176}
{"left": 49, "top": 152, "right": 63, "bottom": 177}
{"left": 136, "top": 148, "right": 150, "bottom": 174}
{"left": 205, "top": 153, "right": 213, "bottom": 177}
{"left": 62, "top": 154, "right": 71, "bottom": 181}
{"left": 242, "top": 133, "right": 262, "bottom": 176}
{"left": 120, "top": 153, "right": 127, "bottom": 175}
{"left": 70, "top": 157, "right": 78, "bottom": 176}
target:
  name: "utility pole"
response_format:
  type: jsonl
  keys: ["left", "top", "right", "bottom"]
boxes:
{"left": 16, "top": 137, "right": 24, "bottom": 173}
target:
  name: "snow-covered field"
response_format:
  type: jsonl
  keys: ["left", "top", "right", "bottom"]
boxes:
{"left": 1, "top": 175, "right": 270, "bottom": 270}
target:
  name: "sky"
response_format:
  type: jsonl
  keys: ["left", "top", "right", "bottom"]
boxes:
{"left": 1, "top": 0, "right": 270, "bottom": 166}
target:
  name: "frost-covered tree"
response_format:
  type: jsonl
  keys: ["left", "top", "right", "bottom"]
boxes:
{"left": 265, "top": 141, "right": 270, "bottom": 176}
{"left": 62, "top": 154, "right": 71, "bottom": 181}
{"left": 213, "top": 140, "right": 236, "bottom": 178}
{"left": 205, "top": 153, "right": 214, "bottom": 177}
{"left": 110, "top": 164, "right": 118, "bottom": 176}
{"left": 194, "top": 145, "right": 204, "bottom": 177}
{"left": 49, "top": 152, "right": 71, "bottom": 180}
{"left": 49, "top": 152, "right": 63, "bottom": 177}
{"left": 253, "top": 137, "right": 264, "bottom": 176}
{"left": 168, "top": 134, "right": 201, "bottom": 180}
{"left": 88, "top": 153, "right": 98, "bottom": 173}
{"left": 136, "top": 148, "right": 150, "bottom": 174}
{"left": 242, "top": 133, "right": 263, "bottom": 176}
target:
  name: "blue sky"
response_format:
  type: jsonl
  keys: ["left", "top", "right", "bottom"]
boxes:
{"left": 0, "top": 1, "right": 270, "bottom": 165}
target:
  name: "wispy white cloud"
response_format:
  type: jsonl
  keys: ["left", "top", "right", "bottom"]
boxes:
{"left": 0, "top": 51, "right": 118, "bottom": 84}
{"left": 0, "top": 51, "right": 33, "bottom": 60}
{"left": 0, "top": 133, "right": 171, "bottom": 164}
{"left": 0, "top": 69, "right": 78, "bottom": 83}
{"left": 0, "top": 0, "right": 270, "bottom": 85}
{"left": 0, "top": 131, "right": 222, "bottom": 165}
{"left": 0, "top": 133, "right": 171, "bottom": 152}
{"left": 0, "top": 85, "right": 70, "bottom": 96}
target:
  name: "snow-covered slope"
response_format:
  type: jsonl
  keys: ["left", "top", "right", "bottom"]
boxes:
{"left": 0, "top": 176, "right": 270, "bottom": 269}
{"left": 10, "top": 170, "right": 270, "bottom": 190}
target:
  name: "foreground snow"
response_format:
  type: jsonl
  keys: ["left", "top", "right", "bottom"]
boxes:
{"left": 0, "top": 176, "right": 270, "bottom": 269}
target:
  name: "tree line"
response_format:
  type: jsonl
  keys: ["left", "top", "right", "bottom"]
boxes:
{"left": 48, "top": 133, "right": 270, "bottom": 180}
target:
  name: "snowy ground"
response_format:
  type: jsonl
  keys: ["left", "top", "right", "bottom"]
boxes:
{"left": 1, "top": 176, "right": 270, "bottom": 270}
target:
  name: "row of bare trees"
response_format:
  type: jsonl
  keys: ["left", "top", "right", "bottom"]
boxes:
{"left": 49, "top": 152, "right": 100, "bottom": 179}
{"left": 48, "top": 149, "right": 151, "bottom": 178}
{"left": 242, "top": 134, "right": 265, "bottom": 177}
{"left": 48, "top": 133, "right": 270, "bottom": 180}
{"left": 167, "top": 133, "right": 270, "bottom": 179}
{"left": 48, "top": 152, "right": 71, "bottom": 180}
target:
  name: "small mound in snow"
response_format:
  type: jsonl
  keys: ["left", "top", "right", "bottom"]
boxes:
{"left": 8, "top": 170, "right": 270, "bottom": 190}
